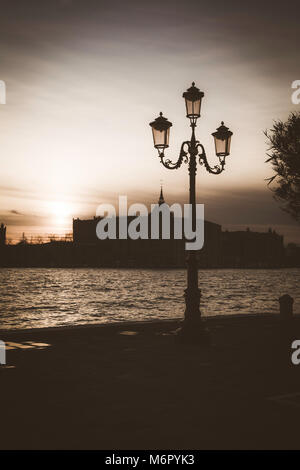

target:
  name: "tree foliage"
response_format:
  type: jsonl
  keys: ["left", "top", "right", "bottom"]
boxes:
{"left": 265, "top": 112, "right": 300, "bottom": 222}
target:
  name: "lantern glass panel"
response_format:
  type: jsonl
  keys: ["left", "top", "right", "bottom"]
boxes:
{"left": 214, "top": 136, "right": 226, "bottom": 156}
{"left": 185, "top": 97, "right": 201, "bottom": 119}
{"left": 152, "top": 127, "right": 170, "bottom": 149}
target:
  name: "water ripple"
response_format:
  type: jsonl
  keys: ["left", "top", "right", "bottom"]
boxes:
{"left": 0, "top": 268, "right": 299, "bottom": 330}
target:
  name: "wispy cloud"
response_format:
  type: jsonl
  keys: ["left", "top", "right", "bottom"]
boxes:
{"left": 0, "top": 0, "right": 299, "bottom": 242}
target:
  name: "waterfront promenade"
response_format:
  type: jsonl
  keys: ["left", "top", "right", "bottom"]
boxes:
{"left": 1, "top": 314, "right": 300, "bottom": 449}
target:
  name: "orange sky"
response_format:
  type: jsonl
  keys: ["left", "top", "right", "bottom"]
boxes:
{"left": 0, "top": 0, "right": 299, "bottom": 243}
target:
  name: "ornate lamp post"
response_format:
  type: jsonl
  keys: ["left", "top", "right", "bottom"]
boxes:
{"left": 149, "top": 82, "right": 233, "bottom": 340}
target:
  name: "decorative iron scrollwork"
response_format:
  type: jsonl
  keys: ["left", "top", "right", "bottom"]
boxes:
{"left": 160, "top": 140, "right": 226, "bottom": 174}
{"left": 160, "top": 141, "right": 190, "bottom": 170}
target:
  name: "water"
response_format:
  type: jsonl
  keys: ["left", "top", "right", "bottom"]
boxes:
{"left": 0, "top": 268, "right": 299, "bottom": 330}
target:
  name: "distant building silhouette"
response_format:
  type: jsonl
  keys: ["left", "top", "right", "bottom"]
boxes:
{"left": 286, "top": 243, "right": 300, "bottom": 267}
{"left": 0, "top": 223, "right": 6, "bottom": 246}
{"left": 0, "top": 194, "right": 292, "bottom": 268}
{"left": 221, "top": 228, "right": 284, "bottom": 268}
{"left": 73, "top": 189, "right": 222, "bottom": 268}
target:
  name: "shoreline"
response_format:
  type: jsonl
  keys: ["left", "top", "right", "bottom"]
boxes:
{"left": 1, "top": 311, "right": 299, "bottom": 336}
{"left": 1, "top": 266, "right": 299, "bottom": 269}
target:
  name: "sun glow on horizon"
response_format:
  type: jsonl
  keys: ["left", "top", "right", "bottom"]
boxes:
{"left": 47, "top": 200, "right": 74, "bottom": 226}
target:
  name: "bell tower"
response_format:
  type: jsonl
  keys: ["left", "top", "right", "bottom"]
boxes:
{"left": 0, "top": 223, "right": 6, "bottom": 245}
{"left": 158, "top": 185, "right": 165, "bottom": 206}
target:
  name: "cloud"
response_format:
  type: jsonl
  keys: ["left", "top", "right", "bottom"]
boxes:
{"left": 0, "top": 0, "right": 299, "bottom": 244}
{"left": 10, "top": 209, "right": 22, "bottom": 215}
{"left": 0, "top": 211, "right": 48, "bottom": 227}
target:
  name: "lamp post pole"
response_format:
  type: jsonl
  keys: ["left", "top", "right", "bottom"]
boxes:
{"left": 185, "top": 122, "right": 201, "bottom": 328}
{"left": 150, "top": 83, "right": 233, "bottom": 340}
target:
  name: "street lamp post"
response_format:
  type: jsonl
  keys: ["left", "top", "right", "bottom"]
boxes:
{"left": 149, "top": 82, "right": 233, "bottom": 340}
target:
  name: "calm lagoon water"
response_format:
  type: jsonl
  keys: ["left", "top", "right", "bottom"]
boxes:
{"left": 0, "top": 268, "right": 299, "bottom": 330}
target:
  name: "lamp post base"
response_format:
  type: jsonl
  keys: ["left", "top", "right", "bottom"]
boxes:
{"left": 176, "top": 319, "right": 210, "bottom": 345}
{"left": 175, "top": 287, "right": 211, "bottom": 345}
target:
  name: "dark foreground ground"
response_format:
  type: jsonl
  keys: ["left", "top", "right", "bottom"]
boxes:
{"left": 1, "top": 314, "right": 300, "bottom": 449}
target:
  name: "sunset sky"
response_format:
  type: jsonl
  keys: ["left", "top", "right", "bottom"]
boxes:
{"left": 0, "top": 0, "right": 299, "bottom": 243}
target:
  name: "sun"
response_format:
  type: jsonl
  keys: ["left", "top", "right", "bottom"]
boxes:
{"left": 48, "top": 201, "right": 72, "bottom": 225}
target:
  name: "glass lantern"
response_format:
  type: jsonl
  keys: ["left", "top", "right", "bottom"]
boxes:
{"left": 182, "top": 82, "right": 204, "bottom": 123}
{"left": 149, "top": 112, "right": 172, "bottom": 151}
{"left": 212, "top": 121, "right": 233, "bottom": 157}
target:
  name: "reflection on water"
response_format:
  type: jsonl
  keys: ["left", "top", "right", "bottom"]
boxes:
{"left": 119, "top": 331, "right": 139, "bottom": 336}
{"left": 0, "top": 341, "right": 50, "bottom": 370}
{"left": 0, "top": 268, "right": 299, "bottom": 330}
{"left": 5, "top": 341, "right": 50, "bottom": 350}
